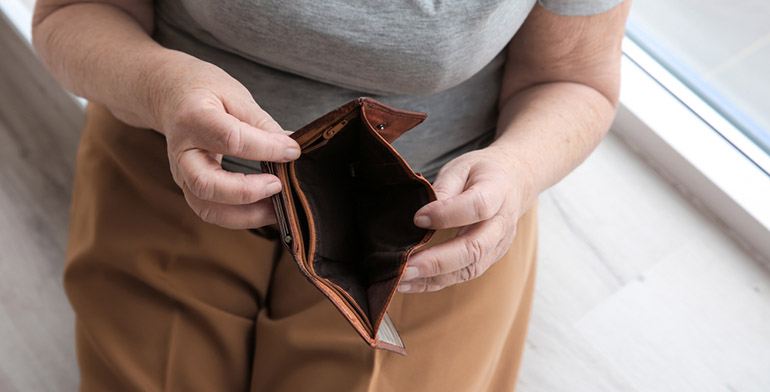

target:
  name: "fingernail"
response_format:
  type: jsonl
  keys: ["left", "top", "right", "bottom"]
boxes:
{"left": 265, "top": 182, "right": 281, "bottom": 195}
{"left": 398, "top": 284, "right": 411, "bottom": 293}
{"left": 402, "top": 267, "right": 419, "bottom": 281}
{"left": 414, "top": 215, "right": 431, "bottom": 228}
{"left": 284, "top": 147, "right": 301, "bottom": 160}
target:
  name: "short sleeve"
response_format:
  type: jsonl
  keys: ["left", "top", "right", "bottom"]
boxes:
{"left": 537, "top": 0, "right": 624, "bottom": 16}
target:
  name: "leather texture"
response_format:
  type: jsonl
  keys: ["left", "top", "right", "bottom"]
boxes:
{"left": 261, "top": 98, "right": 436, "bottom": 355}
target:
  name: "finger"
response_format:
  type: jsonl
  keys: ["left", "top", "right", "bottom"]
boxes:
{"left": 182, "top": 187, "right": 277, "bottom": 229}
{"left": 397, "top": 271, "right": 460, "bottom": 293}
{"left": 432, "top": 162, "right": 469, "bottom": 201}
{"left": 223, "top": 94, "right": 285, "bottom": 134}
{"left": 411, "top": 162, "right": 468, "bottom": 229}
{"left": 403, "top": 215, "right": 509, "bottom": 281}
{"left": 398, "top": 263, "right": 485, "bottom": 294}
{"left": 178, "top": 149, "right": 283, "bottom": 204}
{"left": 185, "top": 108, "right": 300, "bottom": 162}
{"left": 400, "top": 222, "right": 518, "bottom": 293}
{"left": 414, "top": 170, "right": 504, "bottom": 229}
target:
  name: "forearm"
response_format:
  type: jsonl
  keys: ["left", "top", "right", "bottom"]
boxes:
{"left": 491, "top": 81, "right": 616, "bottom": 209}
{"left": 32, "top": 2, "right": 192, "bottom": 130}
{"left": 484, "top": 2, "right": 629, "bottom": 212}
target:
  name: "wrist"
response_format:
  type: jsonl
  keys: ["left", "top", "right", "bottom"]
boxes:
{"left": 485, "top": 144, "right": 538, "bottom": 214}
{"left": 140, "top": 50, "right": 201, "bottom": 133}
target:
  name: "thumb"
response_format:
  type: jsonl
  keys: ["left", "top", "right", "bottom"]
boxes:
{"left": 431, "top": 162, "right": 470, "bottom": 201}
{"left": 413, "top": 161, "right": 470, "bottom": 222}
{"left": 224, "top": 94, "right": 285, "bottom": 134}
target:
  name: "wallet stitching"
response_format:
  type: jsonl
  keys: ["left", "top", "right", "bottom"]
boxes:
{"left": 360, "top": 99, "right": 426, "bottom": 120}
{"left": 288, "top": 161, "right": 315, "bottom": 268}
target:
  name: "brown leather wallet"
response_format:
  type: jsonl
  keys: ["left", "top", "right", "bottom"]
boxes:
{"left": 260, "top": 98, "right": 436, "bottom": 355}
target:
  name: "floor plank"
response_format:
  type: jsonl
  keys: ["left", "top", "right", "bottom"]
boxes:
{"left": 518, "top": 134, "right": 770, "bottom": 392}
{"left": 576, "top": 226, "right": 770, "bottom": 392}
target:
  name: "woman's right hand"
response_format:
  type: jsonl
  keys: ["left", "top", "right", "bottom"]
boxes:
{"left": 33, "top": 1, "right": 297, "bottom": 230}
{"left": 149, "top": 55, "right": 300, "bottom": 230}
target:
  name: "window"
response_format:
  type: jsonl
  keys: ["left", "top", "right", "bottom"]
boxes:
{"left": 628, "top": 0, "right": 770, "bottom": 172}
{"left": 613, "top": 2, "right": 770, "bottom": 263}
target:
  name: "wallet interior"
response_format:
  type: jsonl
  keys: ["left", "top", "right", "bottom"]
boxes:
{"left": 289, "top": 114, "right": 431, "bottom": 332}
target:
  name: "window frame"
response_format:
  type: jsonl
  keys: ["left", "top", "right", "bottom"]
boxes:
{"left": 614, "top": 36, "right": 770, "bottom": 266}
{"left": 1, "top": 0, "right": 31, "bottom": 42}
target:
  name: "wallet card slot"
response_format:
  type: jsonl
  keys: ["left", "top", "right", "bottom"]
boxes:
{"left": 288, "top": 163, "right": 313, "bottom": 264}
{"left": 289, "top": 160, "right": 375, "bottom": 330}
{"left": 300, "top": 112, "right": 357, "bottom": 154}
{"left": 318, "top": 265, "right": 373, "bottom": 332}
{"left": 294, "top": 118, "right": 373, "bottom": 318}
{"left": 262, "top": 161, "right": 293, "bottom": 244}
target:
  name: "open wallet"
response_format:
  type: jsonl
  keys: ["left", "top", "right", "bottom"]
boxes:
{"left": 260, "top": 97, "right": 437, "bottom": 355}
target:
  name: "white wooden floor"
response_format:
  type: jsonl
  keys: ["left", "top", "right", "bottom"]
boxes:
{"left": 1, "top": 4, "right": 770, "bottom": 392}
{"left": 518, "top": 133, "right": 770, "bottom": 392}
{"left": 0, "top": 12, "right": 82, "bottom": 392}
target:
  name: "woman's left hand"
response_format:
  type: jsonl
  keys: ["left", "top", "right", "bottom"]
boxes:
{"left": 398, "top": 146, "right": 533, "bottom": 293}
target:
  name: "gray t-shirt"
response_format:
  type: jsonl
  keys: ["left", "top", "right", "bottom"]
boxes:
{"left": 153, "top": 0, "right": 621, "bottom": 180}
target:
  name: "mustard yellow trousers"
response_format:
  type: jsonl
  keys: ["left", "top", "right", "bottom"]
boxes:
{"left": 64, "top": 103, "right": 538, "bottom": 391}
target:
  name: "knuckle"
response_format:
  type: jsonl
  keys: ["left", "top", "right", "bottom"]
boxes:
{"left": 465, "top": 237, "right": 485, "bottom": 266}
{"left": 189, "top": 172, "right": 214, "bottom": 200}
{"left": 222, "top": 124, "right": 243, "bottom": 155}
{"left": 264, "top": 136, "right": 285, "bottom": 160}
{"left": 235, "top": 178, "right": 255, "bottom": 204}
{"left": 430, "top": 199, "right": 451, "bottom": 224}
{"left": 227, "top": 173, "right": 254, "bottom": 204}
{"left": 241, "top": 199, "right": 274, "bottom": 229}
{"left": 426, "top": 254, "right": 444, "bottom": 276}
{"left": 248, "top": 212, "right": 271, "bottom": 229}
{"left": 472, "top": 191, "right": 495, "bottom": 220}
{"left": 254, "top": 115, "right": 276, "bottom": 132}
{"left": 197, "top": 205, "right": 218, "bottom": 224}
{"left": 458, "top": 264, "right": 473, "bottom": 282}
{"left": 424, "top": 279, "right": 443, "bottom": 293}
{"left": 490, "top": 216, "right": 515, "bottom": 256}
{"left": 491, "top": 213, "right": 508, "bottom": 230}
{"left": 409, "top": 281, "right": 426, "bottom": 293}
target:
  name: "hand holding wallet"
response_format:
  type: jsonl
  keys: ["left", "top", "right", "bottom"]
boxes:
{"left": 261, "top": 98, "right": 436, "bottom": 355}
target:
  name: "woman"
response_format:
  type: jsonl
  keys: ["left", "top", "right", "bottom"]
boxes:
{"left": 33, "top": 0, "right": 630, "bottom": 390}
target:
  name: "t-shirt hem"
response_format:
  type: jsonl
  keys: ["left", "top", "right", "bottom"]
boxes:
{"left": 537, "top": 0, "right": 624, "bottom": 16}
